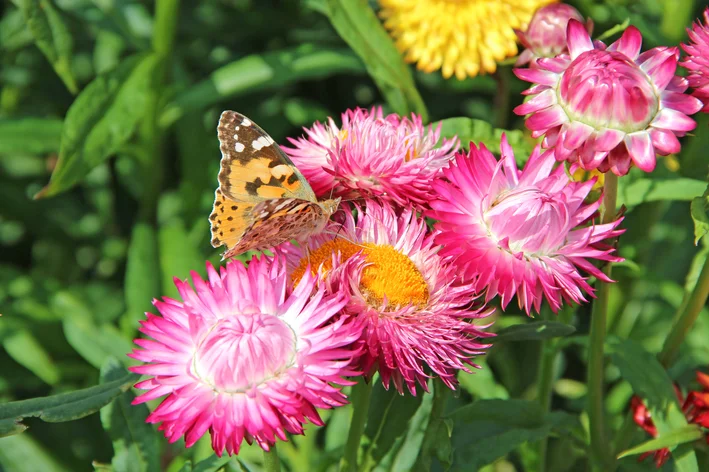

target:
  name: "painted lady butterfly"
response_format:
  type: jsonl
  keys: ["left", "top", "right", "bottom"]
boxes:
{"left": 210, "top": 111, "right": 340, "bottom": 259}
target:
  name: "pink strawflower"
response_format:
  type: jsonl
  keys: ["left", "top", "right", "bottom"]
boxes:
{"left": 282, "top": 202, "right": 493, "bottom": 395}
{"left": 681, "top": 8, "right": 709, "bottom": 112}
{"left": 428, "top": 136, "right": 624, "bottom": 315}
{"left": 128, "top": 256, "right": 362, "bottom": 456}
{"left": 283, "top": 107, "right": 458, "bottom": 209}
{"left": 515, "top": 4, "right": 593, "bottom": 67}
{"left": 514, "top": 20, "right": 703, "bottom": 176}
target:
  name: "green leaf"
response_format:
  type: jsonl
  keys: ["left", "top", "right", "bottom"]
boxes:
{"left": 491, "top": 321, "right": 576, "bottom": 343}
{"left": 100, "top": 358, "right": 160, "bottom": 472}
{"left": 0, "top": 369, "right": 137, "bottom": 437}
{"left": 362, "top": 380, "right": 424, "bottom": 468}
{"left": 446, "top": 399, "right": 567, "bottom": 470}
{"left": 322, "top": 0, "right": 428, "bottom": 120}
{"left": 0, "top": 432, "right": 71, "bottom": 471}
{"left": 0, "top": 118, "right": 63, "bottom": 155}
{"left": 1, "top": 328, "right": 61, "bottom": 385}
{"left": 618, "top": 425, "right": 703, "bottom": 459}
{"left": 436, "top": 117, "right": 535, "bottom": 157}
{"left": 122, "top": 223, "right": 161, "bottom": 336}
{"left": 38, "top": 53, "right": 160, "bottom": 198}
{"left": 160, "top": 45, "right": 365, "bottom": 126}
{"left": 159, "top": 220, "right": 205, "bottom": 299}
{"left": 690, "top": 185, "right": 709, "bottom": 245}
{"left": 178, "top": 455, "right": 234, "bottom": 472}
{"left": 55, "top": 291, "right": 135, "bottom": 369}
{"left": 608, "top": 338, "right": 699, "bottom": 471}
{"left": 617, "top": 177, "right": 708, "bottom": 209}
{"left": 12, "top": 0, "right": 78, "bottom": 93}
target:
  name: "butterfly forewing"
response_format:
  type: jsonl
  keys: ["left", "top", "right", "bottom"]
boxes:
{"left": 216, "top": 111, "right": 316, "bottom": 202}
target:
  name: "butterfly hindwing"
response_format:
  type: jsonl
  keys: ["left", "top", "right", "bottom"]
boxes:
{"left": 216, "top": 111, "right": 316, "bottom": 202}
{"left": 209, "top": 188, "right": 254, "bottom": 249}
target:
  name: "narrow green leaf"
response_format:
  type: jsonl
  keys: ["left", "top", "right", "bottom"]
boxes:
{"left": 161, "top": 45, "right": 365, "bottom": 126}
{"left": 690, "top": 185, "right": 709, "bottom": 245}
{"left": 122, "top": 223, "right": 161, "bottom": 336}
{"left": 100, "top": 358, "right": 160, "bottom": 472}
{"left": 323, "top": 0, "right": 428, "bottom": 120}
{"left": 0, "top": 432, "right": 71, "bottom": 471}
{"left": 2, "top": 328, "right": 61, "bottom": 385}
{"left": 608, "top": 338, "right": 699, "bottom": 471}
{"left": 362, "top": 381, "right": 424, "bottom": 467}
{"left": 0, "top": 118, "right": 63, "bottom": 154}
{"left": 0, "top": 370, "right": 137, "bottom": 437}
{"left": 617, "top": 177, "right": 708, "bottom": 208}
{"left": 618, "top": 425, "right": 703, "bottom": 459}
{"left": 158, "top": 220, "right": 205, "bottom": 299}
{"left": 55, "top": 291, "right": 135, "bottom": 369}
{"left": 445, "top": 399, "right": 562, "bottom": 470}
{"left": 38, "top": 53, "right": 160, "bottom": 198}
{"left": 491, "top": 321, "right": 576, "bottom": 343}
{"left": 436, "top": 117, "right": 535, "bottom": 157}
{"left": 12, "top": 0, "right": 78, "bottom": 93}
{"left": 178, "top": 455, "right": 234, "bottom": 472}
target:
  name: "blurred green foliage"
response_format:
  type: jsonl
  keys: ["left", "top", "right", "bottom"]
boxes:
{"left": 1, "top": 0, "right": 709, "bottom": 471}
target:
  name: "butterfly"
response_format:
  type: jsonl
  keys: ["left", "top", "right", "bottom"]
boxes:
{"left": 210, "top": 111, "right": 341, "bottom": 260}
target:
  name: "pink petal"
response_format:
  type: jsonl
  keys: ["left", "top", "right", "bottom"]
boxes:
{"left": 525, "top": 106, "right": 568, "bottom": 130}
{"left": 640, "top": 47, "right": 679, "bottom": 91}
{"left": 514, "top": 89, "right": 557, "bottom": 115}
{"left": 514, "top": 68, "right": 560, "bottom": 87}
{"left": 625, "top": 132, "right": 656, "bottom": 172}
{"left": 651, "top": 108, "right": 697, "bottom": 132}
{"left": 649, "top": 128, "right": 681, "bottom": 155}
{"left": 608, "top": 25, "right": 643, "bottom": 60}
{"left": 592, "top": 129, "right": 625, "bottom": 151}
{"left": 567, "top": 19, "right": 594, "bottom": 60}
{"left": 660, "top": 92, "right": 703, "bottom": 115}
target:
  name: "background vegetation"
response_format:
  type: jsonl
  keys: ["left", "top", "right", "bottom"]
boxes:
{"left": 2, "top": 0, "right": 709, "bottom": 471}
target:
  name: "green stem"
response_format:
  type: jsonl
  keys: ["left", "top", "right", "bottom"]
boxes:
{"left": 587, "top": 173, "right": 618, "bottom": 471}
{"left": 340, "top": 379, "right": 373, "bottom": 472}
{"left": 263, "top": 444, "right": 281, "bottom": 472}
{"left": 412, "top": 380, "right": 451, "bottom": 472}
{"left": 493, "top": 67, "right": 511, "bottom": 129}
{"left": 138, "top": 0, "right": 180, "bottom": 223}
{"left": 536, "top": 307, "right": 573, "bottom": 471}
{"left": 659, "top": 253, "right": 709, "bottom": 366}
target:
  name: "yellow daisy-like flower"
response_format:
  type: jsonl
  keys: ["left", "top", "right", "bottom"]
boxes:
{"left": 379, "top": 0, "right": 557, "bottom": 80}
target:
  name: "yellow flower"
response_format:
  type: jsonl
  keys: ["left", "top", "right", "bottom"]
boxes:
{"left": 379, "top": 0, "right": 556, "bottom": 80}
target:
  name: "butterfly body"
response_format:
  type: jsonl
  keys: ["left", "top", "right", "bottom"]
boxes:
{"left": 210, "top": 111, "right": 340, "bottom": 259}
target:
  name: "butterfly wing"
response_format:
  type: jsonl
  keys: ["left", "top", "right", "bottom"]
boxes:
{"left": 216, "top": 110, "right": 316, "bottom": 202}
{"left": 210, "top": 111, "right": 322, "bottom": 256}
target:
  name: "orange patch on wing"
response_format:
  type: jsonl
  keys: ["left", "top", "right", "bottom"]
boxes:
{"left": 256, "top": 186, "right": 287, "bottom": 198}
{"left": 210, "top": 189, "right": 252, "bottom": 248}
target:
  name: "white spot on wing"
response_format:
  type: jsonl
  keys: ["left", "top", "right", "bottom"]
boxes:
{"left": 252, "top": 136, "right": 271, "bottom": 151}
{"left": 234, "top": 142, "right": 245, "bottom": 152}
{"left": 233, "top": 134, "right": 239, "bottom": 140}
{"left": 242, "top": 117, "right": 252, "bottom": 126}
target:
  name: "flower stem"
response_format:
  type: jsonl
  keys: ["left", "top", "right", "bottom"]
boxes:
{"left": 659, "top": 252, "right": 709, "bottom": 366}
{"left": 263, "top": 444, "right": 281, "bottom": 472}
{"left": 340, "top": 378, "right": 373, "bottom": 472}
{"left": 493, "top": 67, "right": 512, "bottom": 129}
{"left": 587, "top": 172, "right": 618, "bottom": 470}
{"left": 536, "top": 306, "right": 573, "bottom": 470}
{"left": 412, "top": 379, "right": 451, "bottom": 471}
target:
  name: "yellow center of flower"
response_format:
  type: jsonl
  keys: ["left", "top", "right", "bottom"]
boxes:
{"left": 292, "top": 240, "right": 429, "bottom": 309}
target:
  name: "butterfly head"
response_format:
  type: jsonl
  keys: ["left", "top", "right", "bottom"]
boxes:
{"left": 321, "top": 197, "right": 342, "bottom": 218}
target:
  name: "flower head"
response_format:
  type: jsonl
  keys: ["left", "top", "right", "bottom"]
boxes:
{"left": 281, "top": 202, "right": 493, "bottom": 395}
{"left": 428, "top": 136, "right": 624, "bottom": 314}
{"left": 378, "top": 0, "right": 556, "bottom": 80}
{"left": 681, "top": 8, "right": 709, "bottom": 112}
{"left": 515, "top": 4, "right": 592, "bottom": 67}
{"left": 283, "top": 107, "right": 458, "bottom": 209}
{"left": 631, "top": 372, "right": 709, "bottom": 467}
{"left": 514, "top": 20, "right": 703, "bottom": 175}
{"left": 128, "top": 256, "right": 362, "bottom": 456}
